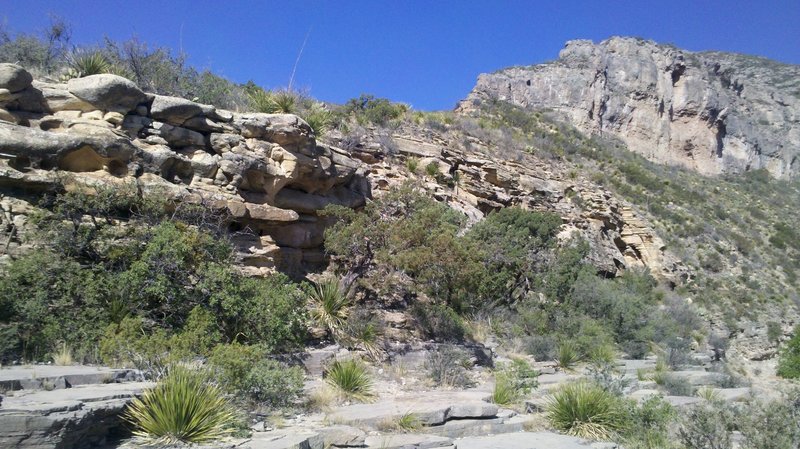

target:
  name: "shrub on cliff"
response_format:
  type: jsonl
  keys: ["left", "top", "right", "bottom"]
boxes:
{"left": 778, "top": 326, "right": 800, "bottom": 379}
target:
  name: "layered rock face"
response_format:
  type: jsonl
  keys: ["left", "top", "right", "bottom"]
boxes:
{"left": 458, "top": 37, "right": 800, "bottom": 178}
{"left": 330, "top": 123, "right": 683, "bottom": 281}
{"left": 0, "top": 64, "right": 370, "bottom": 275}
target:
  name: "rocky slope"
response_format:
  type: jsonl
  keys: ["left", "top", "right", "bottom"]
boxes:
{"left": 0, "top": 63, "right": 679, "bottom": 284}
{"left": 458, "top": 36, "right": 800, "bottom": 178}
{"left": 0, "top": 64, "right": 370, "bottom": 277}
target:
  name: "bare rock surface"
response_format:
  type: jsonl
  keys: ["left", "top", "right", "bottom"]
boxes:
{"left": 455, "top": 432, "right": 595, "bottom": 449}
{"left": 0, "top": 381, "right": 153, "bottom": 449}
{"left": 459, "top": 36, "right": 800, "bottom": 178}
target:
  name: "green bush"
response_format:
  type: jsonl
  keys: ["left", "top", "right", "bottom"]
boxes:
{"left": 546, "top": 381, "right": 628, "bottom": 440}
{"left": 491, "top": 358, "right": 539, "bottom": 405}
{"left": 678, "top": 401, "right": 734, "bottom": 449}
{"left": 621, "top": 396, "right": 676, "bottom": 449}
{"left": 123, "top": 365, "right": 236, "bottom": 445}
{"left": 412, "top": 302, "right": 467, "bottom": 343}
{"left": 777, "top": 325, "right": 800, "bottom": 379}
{"left": 343, "top": 94, "right": 408, "bottom": 126}
{"left": 208, "top": 343, "right": 304, "bottom": 408}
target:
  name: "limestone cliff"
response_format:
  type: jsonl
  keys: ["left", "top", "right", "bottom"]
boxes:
{"left": 458, "top": 37, "right": 800, "bottom": 178}
{"left": 0, "top": 64, "right": 370, "bottom": 276}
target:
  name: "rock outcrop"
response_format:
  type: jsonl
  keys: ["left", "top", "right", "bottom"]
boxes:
{"left": 458, "top": 37, "right": 800, "bottom": 178}
{"left": 0, "top": 66, "right": 370, "bottom": 275}
{"left": 329, "top": 122, "right": 682, "bottom": 281}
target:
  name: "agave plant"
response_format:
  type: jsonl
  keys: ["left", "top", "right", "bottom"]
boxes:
{"left": 123, "top": 365, "right": 236, "bottom": 445}
{"left": 325, "top": 358, "right": 374, "bottom": 402}
{"left": 309, "top": 277, "right": 351, "bottom": 337}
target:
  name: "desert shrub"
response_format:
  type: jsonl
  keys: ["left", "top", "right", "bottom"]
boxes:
{"left": 341, "top": 309, "right": 382, "bottom": 358}
{"left": 525, "top": 334, "right": 557, "bottom": 361}
{"left": 208, "top": 343, "right": 304, "bottom": 408}
{"left": 621, "top": 396, "right": 676, "bottom": 449}
{"left": 343, "top": 94, "right": 408, "bottom": 126}
{"left": 737, "top": 389, "right": 800, "bottom": 449}
{"left": 123, "top": 365, "right": 236, "bottom": 445}
{"left": 661, "top": 373, "right": 694, "bottom": 396}
{"left": 412, "top": 302, "right": 467, "bottom": 343}
{"left": 325, "top": 358, "right": 374, "bottom": 402}
{"left": 0, "top": 251, "right": 110, "bottom": 361}
{"left": 777, "top": 325, "right": 800, "bottom": 379}
{"left": 424, "top": 345, "right": 474, "bottom": 388}
{"left": 767, "top": 321, "right": 783, "bottom": 344}
{"left": 466, "top": 207, "right": 562, "bottom": 306}
{"left": 425, "top": 161, "right": 439, "bottom": 177}
{"left": 678, "top": 401, "right": 734, "bottom": 449}
{"left": 492, "top": 358, "right": 539, "bottom": 405}
{"left": 546, "top": 381, "right": 628, "bottom": 440}
{"left": 405, "top": 157, "right": 419, "bottom": 173}
{"left": 587, "top": 362, "right": 630, "bottom": 396}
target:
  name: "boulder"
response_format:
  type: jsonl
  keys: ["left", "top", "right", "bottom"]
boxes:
{"left": 0, "top": 121, "right": 136, "bottom": 174}
{"left": 67, "top": 74, "right": 146, "bottom": 113}
{"left": 149, "top": 94, "right": 205, "bottom": 124}
{"left": 0, "top": 64, "right": 33, "bottom": 92}
{"left": 235, "top": 113, "right": 314, "bottom": 153}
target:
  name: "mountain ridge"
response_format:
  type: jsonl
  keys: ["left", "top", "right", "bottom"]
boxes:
{"left": 458, "top": 36, "right": 800, "bottom": 179}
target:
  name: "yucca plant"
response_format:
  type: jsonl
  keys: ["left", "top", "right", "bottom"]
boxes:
{"left": 325, "top": 358, "right": 373, "bottom": 402}
{"left": 272, "top": 90, "right": 297, "bottom": 113}
{"left": 555, "top": 341, "right": 582, "bottom": 371}
{"left": 66, "top": 51, "right": 111, "bottom": 78}
{"left": 309, "top": 277, "right": 351, "bottom": 338}
{"left": 123, "top": 365, "right": 236, "bottom": 445}
{"left": 248, "top": 89, "right": 278, "bottom": 113}
{"left": 546, "top": 381, "right": 628, "bottom": 441}
{"left": 589, "top": 344, "right": 617, "bottom": 366}
{"left": 303, "top": 104, "right": 333, "bottom": 137}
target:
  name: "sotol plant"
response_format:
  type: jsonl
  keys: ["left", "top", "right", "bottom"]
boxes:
{"left": 325, "top": 358, "right": 373, "bottom": 402}
{"left": 123, "top": 365, "right": 236, "bottom": 445}
{"left": 309, "top": 278, "right": 352, "bottom": 338}
{"left": 546, "top": 381, "right": 628, "bottom": 441}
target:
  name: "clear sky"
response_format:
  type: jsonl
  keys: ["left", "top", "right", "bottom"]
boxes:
{"left": 2, "top": 0, "right": 799, "bottom": 110}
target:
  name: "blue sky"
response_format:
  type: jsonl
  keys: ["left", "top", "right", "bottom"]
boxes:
{"left": 2, "top": 0, "right": 799, "bottom": 110}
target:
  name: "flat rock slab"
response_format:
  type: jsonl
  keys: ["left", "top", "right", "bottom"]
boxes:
{"left": 456, "top": 431, "right": 597, "bottom": 449}
{"left": 365, "top": 433, "right": 453, "bottom": 449}
{"left": 668, "top": 371, "right": 726, "bottom": 386}
{"left": 0, "top": 365, "right": 139, "bottom": 391}
{"left": 0, "top": 382, "right": 153, "bottom": 449}
{"left": 326, "top": 390, "right": 497, "bottom": 427}
{"left": 2, "top": 381, "right": 153, "bottom": 413}
{"left": 247, "top": 430, "right": 323, "bottom": 449}
{"left": 712, "top": 387, "right": 751, "bottom": 402}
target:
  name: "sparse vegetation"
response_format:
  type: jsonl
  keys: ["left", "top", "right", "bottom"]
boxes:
{"left": 424, "top": 345, "right": 475, "bottom": 388}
